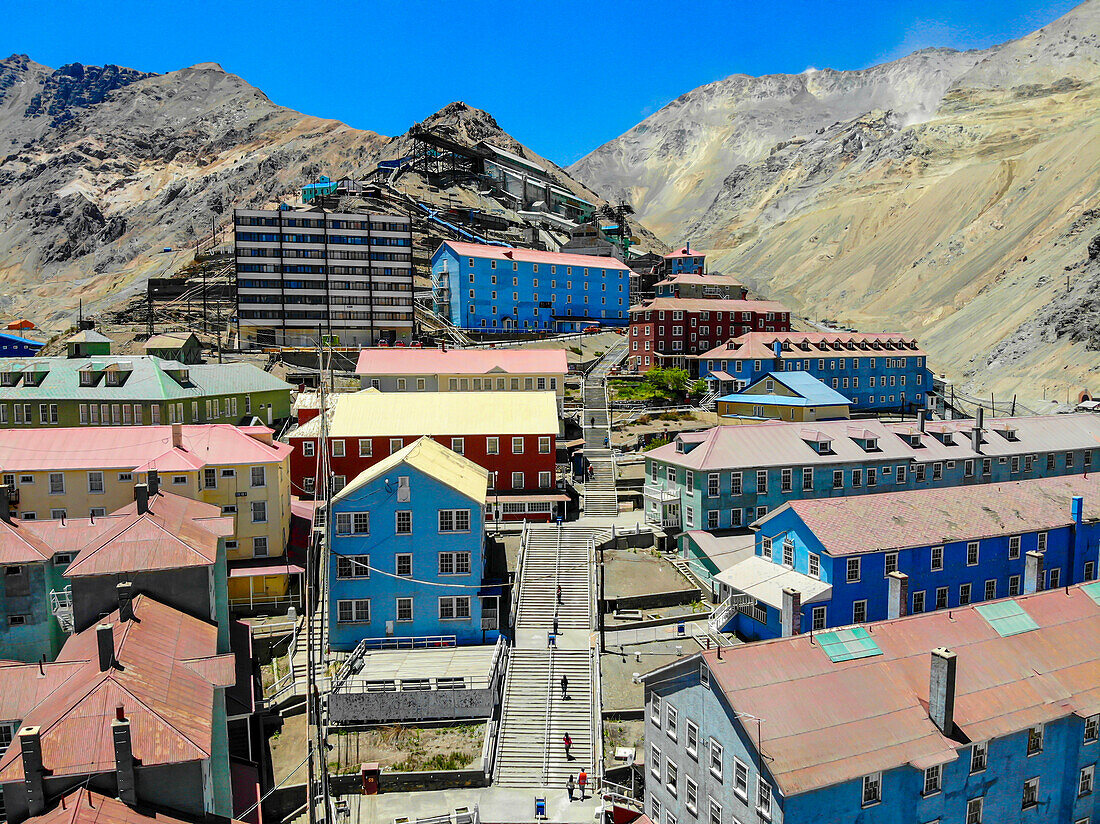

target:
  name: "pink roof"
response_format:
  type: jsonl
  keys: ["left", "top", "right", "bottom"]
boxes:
{"left": 355, "top": 346, "right": 568, "bottom": 376}
{"left": 698, "top": 331, "right": 925, "bottom": 360}
{"left": 664, "top": 246, "right": 703, "bottom": 259}
{"left": 630, "top": 297, "right": 789, "bottom": 314}
{"left": 696, "top": 585, "right": 1100, "bottom": 796}
{"left": 439, "top": 240, "right": 632, "bottom": 271}
{"left": 655, "top": 272, "right": 743, "bottom": 286}
{"left": 0, "top": 424, "right": 291, "bottom": 472}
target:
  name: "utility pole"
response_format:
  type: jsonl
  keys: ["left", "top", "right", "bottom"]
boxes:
{"left": 202, "top": 264, "right": 208, "bottom": 335}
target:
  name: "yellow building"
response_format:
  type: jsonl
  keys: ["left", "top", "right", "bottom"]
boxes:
{"left": 716, "top": 371, "right": 852, "bottom": 423}
{"left": 0, "top": 423, "right": 294, "bottom": 611}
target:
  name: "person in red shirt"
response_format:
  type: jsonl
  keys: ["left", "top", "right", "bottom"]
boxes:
{"left": 578, "top": 769, "right": 588, "bottom": 799}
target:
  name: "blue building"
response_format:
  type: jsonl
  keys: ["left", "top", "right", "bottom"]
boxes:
{"left": 328, "top": 436, "right": 500, "bottom": 648}
{"left": 0, "top": 332, "right": 43, "bottom": 358}
{"left": 702, "top": 472, "right": 1100, "bottom": 640}
{"left": 643, "top": 411, "right": 1100, "bottom": 535}
{"left": 698, "top": 331, "right": 932, "bottom": 412}
{"left": 663, "top": 246, "right": 705, "bottom": 276}
{"left": 431, "top": 241, "right": 631, "bottom": 333}
{"left": 642, "top": 583, "right": 1100, "bottom": 824}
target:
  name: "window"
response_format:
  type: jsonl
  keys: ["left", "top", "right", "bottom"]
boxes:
{"left": 1088, "top": 561, "right": 1098, "bottom": 581}
{"left": 1080, "top": 765, "right": 1095, "bottom": 797}
{"left": 762, "top": 536, "right": 773, "bottom": 559}
{"left": 782, "top": 539, "right": 794, "bottom": 567}
{"left": 935, "top": 587, "right": 949, "bottom": 610}
{"left": 221, "top": 505, "right": 237, "bottom": 515}
{"left": 885, "top": 552, "right": 898, "bottom": 575}
{"left": 731, "top": 508, "right": 743, "bottom": 527}
{"left": 88, "top": 471, "right": 104, "bottom": 494}
{"left": 708, "top": 473, "right": 720, "bottom": 497}
{"left": 852, "top": 468, "right": 863, "bottom": 488}
{"left": 802, "top": 466, "right": 813, "bottom": 491}
{"left": 966, "top": 797, "right": 983, "bottom": 824}
{"left": 756, "top": 469, "right": 767, "bottom": 493}
{"left": 833, "top": 469, "right": 843, "bottom": 489}
{"left": 730, "top": 471, "right": 742, "bottom": 495}
{"left": 511, "top": 471, "right": 525, "bottom": 489}
{"left": 853, "top": 600, "right": 867, "bottom": 623}
{"left": 358, "top": 439, "right": 372, "bottom": 457}
{"left": 757, "top": 777, "right": 772, "bottom": 818}
{"left": 971, "top": 741, "right": 988, "bottom": 773}
{"left": 439, "top": 596, "right": 471, "bottom": 620}
{"left": 512, "top": 437, "right": 524, "bottom": 454}
{"left": 923, "top": 764, "right": 942, "bottom": 795}
{"left": 439, "top": 551, "right": 472, "bottom": 575}
{"left": 451, "top": 437, "right": 464, "bottom": 455}
{"left": 966, "top": 542, "right": 979, "bottom": 566}
{"left": 1027, "top": 724, "right": 1044, "bottom": 756}
{"left": 685, "top": 776, "right": 697, "bottom": 813}
{"left": 959, "top": 583, "right": 971, "bottom": 605}
{"left": 1009, "top": 574, "right": 1022, "bottom": 596}
{"left": 707, "top": 510, "right": 719, "bottom": 529}
{"left": 251, "top": 501, "right": 268, "bottom": 523}
{"left": 336, "top": 599, "right": 370, "bottom": 623}
{"left": 1086, "top": 714, "right": 1099, "bottom": 743}
{"left": 395, "top": 510, "right": 412, "bottom": 535}
{"left": 733, "top": 759, "right": 748, "bottom": 799}
{"left": 809, "top": 553, "right": 820, "bottom": 578}
{"left": 847, "top": 557, "right": 860, "bottom": 583}
{"left": 686, "top": 720, "right": 699, "bottom": 758}
{"left": 862, "top": 772, "right": 881, "bottom": 806}
{"left": 336, "top": 555, "right": 370, "bottom": 578}
{"left": 867, "top": 467, "right": 877, "bottom": 486}
{"left": 1009, "top": 535, "right": 1021, "bottom": 559}
{"left": 331, "top": 439, "right": 345, "bottom": 458}
{"left": 650, "top": 797, "right": 661, "bottom": 823}
{"left": 913, "top": 591, "right": 926, "bottom": 613}
{"left": 389, "top": 438, "right": 403, "bottom": 454}
{"left": 438, "top": 509, "right": 471, "bottom": 532}
{"left": 984, "top": 579, "right": 997, "bottom": 600}
{"left": 707, "top": 799, "right": 721, "bottom": 824}
{"left": 1049, "top": 567, "right": 1061, "bottom": 588}
{"left": 781, "top": 468, "right": 792, "bottom": 493}
{"left": 709, "top": 739, "right": 723, "bottom": 780}
{"left": 931, "top": 546, "right": 944, "bottom": 571}
{"left": 250, "top": 466, "right": 266, "bottom": 487}
{"left": 666, "top": 704, "right": 678, "bottom": 739}
{"left": 49, "top": 473, "right": 64, "bottom": 494}
{"left": 1022, "top": 777, "right": 1039, "bottom": 809}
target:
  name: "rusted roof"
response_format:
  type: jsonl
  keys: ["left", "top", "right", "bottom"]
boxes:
{"left": 0, "top": 595, "right": 228, "bottom": 782}
{"left": 0, "top": 519, "right": 57, "bottom": 564}
{"left": 65, "top": 492, "right": 231, "bottom": 577}
{"left": 692, "top": 585, "right": 1100, "bottom": 797}
{"left": 697, "top": 331, "right": 926, "bottom": 360}
{"left": 630, "top": 297, "right": 789, "bottom": 314}
{"left": 776, "top": 472, "right": 1100, "bottom": 556}
{"left": 23, "top": 788, "right": 194, "bottom": 824}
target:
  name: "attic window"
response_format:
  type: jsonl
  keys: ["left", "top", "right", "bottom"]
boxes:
{"left": 995, "top": 426, "right": 1018, "bottom": 442}
{"left": 675, "top": 440, "right": 686, "bottom": 454}
{"left": 79, "top": 370, "right": 96, "bottom": 387}
{"left": 0, "top": 372, "right": 19, "bottom": 387}
{"left": 865, "top": 438, "right": 878, "bottom": 451}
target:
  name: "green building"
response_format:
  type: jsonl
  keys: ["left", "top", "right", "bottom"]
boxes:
{"left": 0, "top": 355, "right": 293, "bottom": 428}
{"left": 142, "top": 331, "right": 203, "bottom": 364}
{"left": 65, "top": 329, "right": 113, "bottom": 357}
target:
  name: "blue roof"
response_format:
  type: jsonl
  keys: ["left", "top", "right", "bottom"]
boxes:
{"left": 0, "top": 332, "right": 43, "bottom": 348}
{"left": 718, "top": 371, "right": 851, "bottom": 407}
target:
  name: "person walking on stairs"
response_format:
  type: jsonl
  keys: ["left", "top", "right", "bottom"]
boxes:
{"left": 563, "top": 732, "right": 573, "bottom": 760}
{"left": 578, "top": 769, "right": 588, "bottom": 799}
{"left": 561, "top": 673, "right": 569, "bottom": 700}
{"left": 557, "top": 584, "right": 563, "bottom": 605}
{"left": 567, "top": 774, "right": 575, "bottom": 802}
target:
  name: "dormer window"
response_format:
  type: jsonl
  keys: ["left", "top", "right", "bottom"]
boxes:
{"left": 0, "top": 372, "right": 18, "bottom": 387}
{"left": 79, "top": 370, "right": 96, "bottom": 387}
{"left": 941, "top": 432, "right": 954, "bottom": 445}
{"left": 993, "top": 425, "right": 1018, "bottom": 441}
{"left": 866, "top": 438, "right": 878, "bottom": 451}
{"left": 105, "top": 371, "right": 121, "bottom": 386}
{"left": 817, "top": 440, "right": 832, "bottom": 454}
{"left": 676, "top": 440, "right": 686, "bottom": 454}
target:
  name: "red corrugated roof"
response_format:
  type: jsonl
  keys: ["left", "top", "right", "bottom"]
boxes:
{"left": 630, "top": 297, "right": 789, "bottom": 314}
{"left": 664, "top": 247, "right": 703, "bottom": 259}
{"left": 698, "top": 331, "right": 925, "bottom": 360}
{"left": 694, "top": 585, "right": 1100, "bottom": 797}
{"left": 24, "top": 788, "right": 194, "bottom": 824}
{"left": 355, "top": 346, "right": 568, "bottom": 376}
{"left": 0, "top": 425, "right": 291, "bottom": 472}
{"left": 440, "top": 241, "right": 632, "bottom": 270}
{"left": 0, "top": 519, "right": 57, "bottom": 563}
{"left": 0, "top": 595, "right": 228, "bottom": 782}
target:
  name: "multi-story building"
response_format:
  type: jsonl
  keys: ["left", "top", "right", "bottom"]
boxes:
{"left": 715, "top": 371, "right": 851, "bottom": 422}
{"left": 0, "top": 487, "right": 232, "bottom": 664}
{"left": 627, "top": 298, "right": 791, "bottom": 372}
{"left": 698, "top": 331, "right": 932, "bottom": 412}
{"left": 0, "top": 424, "right": 293, "bottom": 607}
{"left": 234, "top": 205, "right": 414, "bottom": 347}
{"left": 663, "top": 245, "right": 705, "bottom": 275}
{"left": 627, "top": 252, "right": 665, "bottom": 304}
{"left": 559, "top": 221, "right": 625, "bottom": 260}
{"left": 711, "top": 473, "right": 1100, "bottom": 639}
{"left": 0, "top": 332, "right": 42, "bottom": 358}
{"left": 0, "top": 356, "right": 292, "bottom": 428}
{"left": 431, "top": 241, "right": 631, "bottom": 333}
{"left": 328, "top": 437, "right": 500, "bottom": 649}
{"left": 0, "top": 595, "right": 236, "bottom": 823}
{"left": 653, "top": 272, "right": 746, "bottom": 300}
{"left": 289, "top": 389, "right": 562, "bottom": 521}
{"left": 644, "top": 412, "right": 1100, "bottom": 534}
{"left": 355, "top": 345, "right": 568, "bottom": 411}
{"left": 642, "top": 583, "right": 1100, "bottom": 824}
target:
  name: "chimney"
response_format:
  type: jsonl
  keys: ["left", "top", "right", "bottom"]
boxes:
{"left": 929, "top": 648, "right": 957, "bottom": 736}
{"left": 1072, "top": 495, "right": 1084, "bottom": 525}
{"left": 976, "top": 406, "right": 985, "bottom": 431}
{"left": 134, "top": 483, "right": 149, "bottom": 515}
{"left": 917, "top": 410, "right": 926, "bottom": 433}
{"left": 773, "top": 340, "right": 783, "bottom": 361}
{"left": 112, "top": 710, "right": 137, "bottom": 805}
{"left": 0, "top": 484, "right": 10, "bottom": 523}
{"left": 780, "top": 588, "right": 801, "bottom": 637}
{"left": 18, "top": 726, "right": 46, "bottom": 816}
{"left": 887, "top": 572, "right": 909, "bottom": 620}
{"left": 116, "top": 582, "right": 134, "bottom": 622}
{"left": 171, "top": 423, "right": 183, "bottom": 449}
{"left": 97, "top": 623, "right": 115, "bottom": 671}
{"left": 971, "top": 425, "right": 982, "bottom": 454}
{"left": 1024, "top": 550, "right": 1044, "bottom": 595}
{"left": 147, "top": 470, "right": 159, "bottom": 496}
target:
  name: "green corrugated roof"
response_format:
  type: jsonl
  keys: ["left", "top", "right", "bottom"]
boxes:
{"left": 974, "top": 600, "right": 1039, "bottom": 637}
{"left": 0, "top": 356, "right": 292, "bottom": 402}
{"left": 817, "top": 626, "right": 882, "bottom": 662}
{"left": 1081, "top": 582, "right": 1100, "bottom": 606}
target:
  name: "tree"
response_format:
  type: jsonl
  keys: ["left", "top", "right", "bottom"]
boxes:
{"left": 643, "top": 367, "right": 692, "bottom": 398}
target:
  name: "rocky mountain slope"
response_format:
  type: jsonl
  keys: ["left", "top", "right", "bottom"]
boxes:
{"left": 571, "top": 1, "right": 1100, "bottom": 407}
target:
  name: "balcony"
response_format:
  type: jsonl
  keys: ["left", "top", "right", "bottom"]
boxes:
{"left": 644, "top": 484, "right": 680, "bottom": 502}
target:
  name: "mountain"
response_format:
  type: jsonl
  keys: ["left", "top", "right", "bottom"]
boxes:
{"left": 570, "top": 1, "right": 1100, "bottom": 407}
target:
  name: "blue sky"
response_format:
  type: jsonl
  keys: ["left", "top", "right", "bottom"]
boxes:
{"left": 1, "top": 0, "right": 1080, "bottom": 164}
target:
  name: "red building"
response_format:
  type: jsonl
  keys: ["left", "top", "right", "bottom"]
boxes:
{"left": 628, "top": 297, "right": 791, "bottom": 373}
{"left": 288, "top": 389, "right": 564, "bottom": 521}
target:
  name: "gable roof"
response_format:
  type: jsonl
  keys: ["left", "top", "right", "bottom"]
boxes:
{"left": 771, "top": 472, "right": 1100, "bottom": 556}
{"left": 0, "top": 595, "right": 235, "bottom": 783}
{"left": 334, "top": 436, "right": 488, "bottom": 505}
{"left": 143, "top": 332, "right": 200, "bottom": 349}
{"left": 629, "top": 297, "right": 789, "bottom": 314}
{"left": 698, "top": 331, "right": 926, "bottom": 360}
{"left": 688, "top": 585, "right": 1100, "bottom": 797}
{"left": 719, "top": 371, "right": 852, "bottom": 407}
{"left": 436, "top": 241, "right": 631, "bottom": 271}
{"left": 355, "top": 346, "right": 567, "bottom": 377}
{"left": 23, "top": 788, "right": 195, "bottom": 824}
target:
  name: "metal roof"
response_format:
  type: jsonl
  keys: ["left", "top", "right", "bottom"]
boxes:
{"left": 698, "top": 331, "right": 926, "bottom": 360}
{"left": 436, "top": 241, "right": 631, "bottom": 271}
{"left": 772, "top": 472, "right": 1100, "bottom": 556}
{"left": 630, "top": 297, "right": 789, "bottom": 314}
{"left": 719, "top": 371, "right": 852, "bottom": 408}
{"left": 696, "top": 585, "right": 1100, "bottom": 797}
{"left": 355, "top": 346, "right": 567, "bottom": 377}
{"left": 974, "top": 600, "right": 1039, "bottom": 637}
{"left": 714, "top": 555, "right": 832, "bottom": 608}
{"left": 334, "top": 436, "right": 488, "bottom": 505}
{"left": 23, "top": 788, "right": 193, "bottom": 824}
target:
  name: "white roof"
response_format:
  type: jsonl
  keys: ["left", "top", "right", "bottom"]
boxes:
{"left": 715, "top": 556, "right": 832, "bottom": 609}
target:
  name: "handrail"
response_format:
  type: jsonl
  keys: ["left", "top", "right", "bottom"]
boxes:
{"left": 509, "top": 521, "right": 528, "bottom": 628}
{"left": 542, "top": 645, "right": 556, "bottom": 784}
{"left": 591, "top": 644, "right": 604, "bottom": 790}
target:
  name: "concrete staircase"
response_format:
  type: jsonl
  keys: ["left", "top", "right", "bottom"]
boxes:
{"left": 515, "top": 525, "right": 598, "bottom": 632}
{"left": 582, "top": 341, "right": 624, "bottom": 517}
{"left": 582, "top": 451, "right": 619, "bottom": 517}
